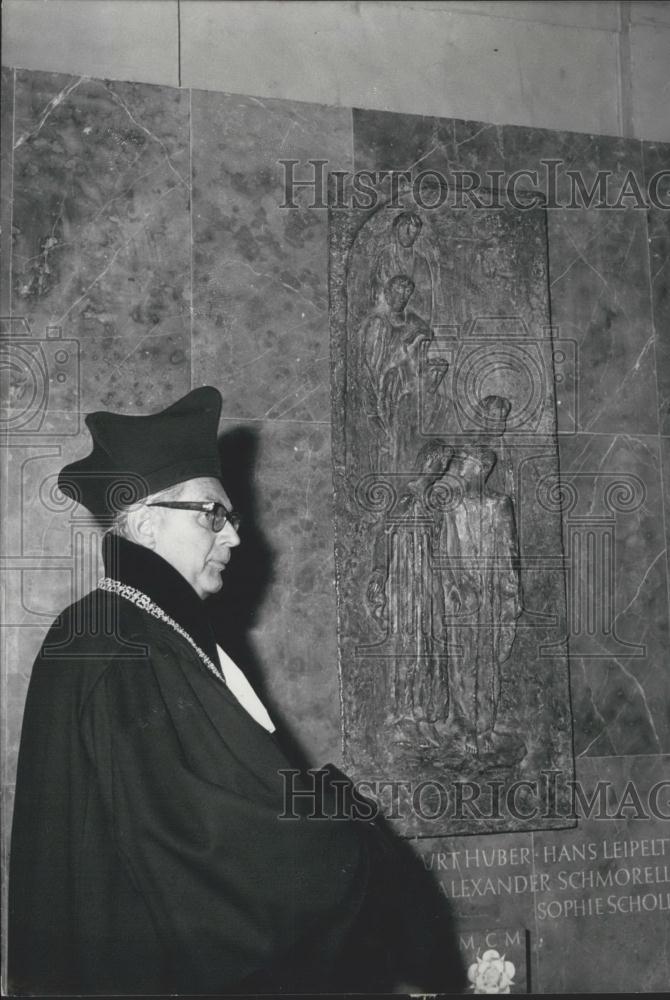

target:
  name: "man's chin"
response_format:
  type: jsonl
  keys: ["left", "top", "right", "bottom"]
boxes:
{"left": 200, "top": 569, "right": 224, "bottom": 597}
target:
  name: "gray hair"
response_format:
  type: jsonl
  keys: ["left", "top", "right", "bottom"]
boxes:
{"left": 110, "top": 481, "right": 187, "bottom": 540}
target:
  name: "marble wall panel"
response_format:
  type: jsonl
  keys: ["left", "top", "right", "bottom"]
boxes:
{"left": 11, "top": 69, "right": 191, "bottom": 417}
{"left": 503, "top": 127, "right": 654, "bottom": 436}
{"left": 1, "top": 67, "right": 195, "bottom": 874}
{"left": 1, "top": 783, "right": 16, "bottom": 904}
{"left": 1, "top": 66, "right": 13, "bottom": 317}
{"left": 531, "top": 755, "right": 670, "bottom": 994}
{"left": 1, "top": 436, "right": 103, "bottom": 618}
{"left": 355, "top": 110, "right": 642, "bottom": 209}
{"left": 1, "top": 436, "right": 109, "bottom": 810}
{"left": 547, "top": 207, "right": 656, "bottom": 436}
{"left": 662, "top": 438, "right": 670, "bottom": 625}
{"left": 2, "top": 628, "right": 43, "bottom": 794}
{"left": 642, "top": 142, "right": 670, "bottom": 434}
{"left": 502, "top": 125, "right": 641, "bottom": 203}
{"left": 353, "top": 107, "right": 505, "bottom": 178}
{"left": 558, "top": 433, "right": 670, "bottom": 756}
{"left": 190, "top": 90, "right": 353, "bottom": 422}
{"left": 1, "top": 68, "right": 15, "bottom": 842}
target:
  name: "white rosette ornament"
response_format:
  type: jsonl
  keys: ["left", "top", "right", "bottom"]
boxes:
{"left": 468, "top": 949, "right": 516, "bottom": 994}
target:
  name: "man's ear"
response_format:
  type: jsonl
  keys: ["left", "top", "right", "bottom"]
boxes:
{"left": 127, "top": 505, "right": 158, "bottom": 549}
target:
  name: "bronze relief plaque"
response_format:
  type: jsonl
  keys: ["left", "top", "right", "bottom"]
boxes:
{"left": 330, "top": 200, "right": 575, "bottom": 836}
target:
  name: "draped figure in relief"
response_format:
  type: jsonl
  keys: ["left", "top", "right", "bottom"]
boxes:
{"left": 434, "top": 446, "right": 522, "bottom": 759}
{"left": 370, "top": 211, "right": 437, "bottom": 327}
{"left": 365, "top": 442, "right": 453, "bottom": 744}
{"left": 360, "top": 274, "right": 433, "bottom": 471}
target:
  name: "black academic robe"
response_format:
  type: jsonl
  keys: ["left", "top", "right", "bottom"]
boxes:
{"left": 8, "top": 536, "right": 391, "bottom": 995}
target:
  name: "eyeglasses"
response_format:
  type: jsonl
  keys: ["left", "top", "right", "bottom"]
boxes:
{"left": 147, "top": 500, "right": 241, "bottom": 533}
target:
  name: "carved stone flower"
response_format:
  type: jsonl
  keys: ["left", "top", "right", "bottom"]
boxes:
{"left": 468, "top": 948, "right": 516, "bottom": 994}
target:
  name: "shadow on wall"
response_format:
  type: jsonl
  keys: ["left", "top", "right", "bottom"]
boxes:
{"left": 211, "top": 425, "right": 312, "bottom": 769}
{"left": 368, "top": 827, "right": 468, "bottom": 994}
{"left": 210, "top": 425, "right": 466, "bottom": 994}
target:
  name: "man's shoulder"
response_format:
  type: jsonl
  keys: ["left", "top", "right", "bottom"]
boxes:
{"left": 38, "top": 586, "right": 158, "bottom": 667}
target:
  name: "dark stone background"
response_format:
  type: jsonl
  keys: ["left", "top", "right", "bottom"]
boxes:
{"left": 1, "top": 68, "right": 669, "bottom": 993}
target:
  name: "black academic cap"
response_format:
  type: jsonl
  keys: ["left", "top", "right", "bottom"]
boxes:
{"left": 58, "top": 386, "right": 223, "bottom": 517}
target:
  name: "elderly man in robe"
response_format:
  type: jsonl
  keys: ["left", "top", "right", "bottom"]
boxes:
{"left": 8, "top": 386, "right": 465, "bottom": 995}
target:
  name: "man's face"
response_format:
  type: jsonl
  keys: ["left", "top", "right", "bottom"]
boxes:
{"left": 151, "top": 476, "right": 240, "bottom": 599}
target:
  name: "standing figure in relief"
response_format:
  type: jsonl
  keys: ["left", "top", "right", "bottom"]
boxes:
{"left": 366, "top": 442, "right": 453, "bottom": 742}
{"left": 361, "top": 274, "right": 433, "bottom": 470}
{"left": 434, "top": 446, "right": 522, "bottom": 759}
{"left": 371, "top": 212, "right": 436, "bottom": 327}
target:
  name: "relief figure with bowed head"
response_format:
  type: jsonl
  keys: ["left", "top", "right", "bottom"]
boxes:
{"left": 433, "top": 446, "right": 524, "bottom": 763}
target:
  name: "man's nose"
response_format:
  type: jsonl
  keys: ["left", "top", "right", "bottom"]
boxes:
{"left": 217, "top": 521, "right": 241, "bottom": 547}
